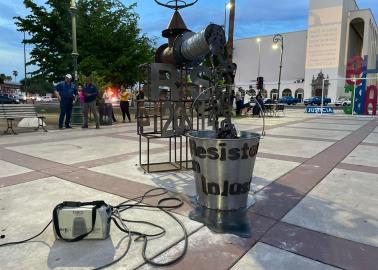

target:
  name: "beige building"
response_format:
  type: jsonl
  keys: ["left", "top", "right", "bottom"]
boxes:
{"left": 233, "top": 0, "right": 378, "bottom": 103}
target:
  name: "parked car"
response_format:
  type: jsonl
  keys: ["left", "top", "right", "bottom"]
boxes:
{"left": 279, "top": 96, "right": 301, "bottom": 105}
{"left": 0, "top": 95, "right": 20, "bottom": 104}
{"left": 304, "top": 96, "right": 331, "bottom": 106}
{"left": 335, "top": 97, "right": 352, "bottom": 106}
{"left": 41, "top": 96, "right": 53, "bottom": 102}
{"left": 263, "top": 98, "right": 276, "bottom": 105}
{"left": 16, "top": 94, "right": 27, "bottom": 104}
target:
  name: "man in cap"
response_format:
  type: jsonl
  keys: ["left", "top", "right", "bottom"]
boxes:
{"left": 54, "top": 74, "right": 77, "bottom": 129}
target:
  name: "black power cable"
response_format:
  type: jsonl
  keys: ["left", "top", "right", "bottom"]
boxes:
{"left": 0, "top": 220, "right": 52, "bottom": 248}
{"left": 93, "top": 209, "right": 132, "bottom": 270}
{"left": 0, "top": 188, "right": 189, "bottom": 269}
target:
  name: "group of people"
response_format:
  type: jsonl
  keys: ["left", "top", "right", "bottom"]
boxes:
{"left": 231, "top": 88, "right": 265, "bottom": 117}
{"left": 54, "top": 74, "right": 143, "bottom": 129}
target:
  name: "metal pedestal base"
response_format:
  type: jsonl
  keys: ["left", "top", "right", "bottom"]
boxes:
{"left": 71, "top": 105, "right": 83, "bottom": 126}
{"left": 189, "top": 195, "right": 256, "bottom": 238}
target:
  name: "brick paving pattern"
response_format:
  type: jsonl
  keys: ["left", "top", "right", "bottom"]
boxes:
{"left": 0, "top": 110, "right": 377, "bottom": 270}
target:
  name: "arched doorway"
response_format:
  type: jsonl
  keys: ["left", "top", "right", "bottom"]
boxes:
{"left": 347, "top": 18, "right": 364, "bottom": 59}
{"left": 282, "top": 89, "right": 292, "bottom": 97}
{"left": 295, "top": 88, "right": 304, "bottom": 101}
{"left": 270, "top": 89, "right": 278, "bottom": 100}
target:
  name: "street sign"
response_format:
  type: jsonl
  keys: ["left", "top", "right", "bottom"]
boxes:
{"left": 306, "top": 106, "right": 334, "bottom": 114}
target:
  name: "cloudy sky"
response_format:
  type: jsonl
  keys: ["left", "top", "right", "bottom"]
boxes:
{"left": 0, "top": 0, "right": 377, "bottom": 80}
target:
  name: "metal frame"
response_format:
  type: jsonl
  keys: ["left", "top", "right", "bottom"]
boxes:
{"left": 3, "top": 116, "right": 47, "bottom": 135}
{"left": 136, "top": 84, "right": 195, "bottom": 173}
{"left": 138, "top": 132, "right": 192, "bottom": 174}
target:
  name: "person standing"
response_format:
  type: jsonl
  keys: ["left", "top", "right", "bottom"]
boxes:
{"left": 235, "top": 88, "right": 242, "bottom": 116}
{"left": 119, "top": 85, "right": 131, "bottom": 123}
{"left": 253, "top": 94, "right": 265, "bottom": 117}
{"left": 135, "top": 88, "right": 145, "bottom": 119}
{"left": 78, "top": 84, "right": 85, "bottom": 107}
{"left": 230, "top": 89, "right": 236, "bottom": 106}
{"left": 103, "top": 89, "right": 117, "bottom": 123}
{"left": 54, "top": 74, "right": 77, "bottom": 129}
{"left": 82, "top": 77, "right": 100, "bottom": 129}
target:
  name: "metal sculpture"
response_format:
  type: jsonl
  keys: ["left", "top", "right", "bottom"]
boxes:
{"left": 138, "top": 1, "right": 263, "bottom": 238}
{"left": 137, "top": 0, "right": 237, "bottom": 173}
{"left": 154, "top": 0, "right": 199, "bottom": 10}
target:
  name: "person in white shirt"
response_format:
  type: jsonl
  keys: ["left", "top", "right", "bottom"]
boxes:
{"left": 103, "top": 89, "right": 117, "bottom": 122}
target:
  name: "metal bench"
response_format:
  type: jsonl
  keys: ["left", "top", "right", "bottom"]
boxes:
{"left": 0, "top": 104, "right": 47, "bottom": 135}
{"left": 264, "top": 104, "right": 275, "bottom": 117}
{"left": 275, "top": 104, "right": 285, "bottom": 117}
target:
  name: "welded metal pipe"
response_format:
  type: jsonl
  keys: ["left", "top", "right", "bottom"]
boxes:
{"left": 180, "top": 24, "right": 226, "bottom": 63}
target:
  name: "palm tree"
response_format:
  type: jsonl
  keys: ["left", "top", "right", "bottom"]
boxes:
{"left": 13, "top": 70, "right": 18, "bottom": 82}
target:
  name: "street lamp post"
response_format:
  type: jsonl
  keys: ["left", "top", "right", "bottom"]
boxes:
{"left": 227, "top": 0, "right": 235, "bottom": 64}
{"left": 69, "top": 0, "right": 83, "bottom": 126}
{"left": 70, "top": 0, "right": 79, "bottom": 83}
{"left": 256, "top": 38, "right": 261, "bottom": 78}
{"left": 273, "top": 34, "right": 284, "bottom": 101}
{"left": 224, "top": 2, "right": 232, "bottom": 35}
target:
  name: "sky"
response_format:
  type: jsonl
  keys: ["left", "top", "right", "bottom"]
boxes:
{"left": 0, "top": 0, "right": 377, "bottom": 81}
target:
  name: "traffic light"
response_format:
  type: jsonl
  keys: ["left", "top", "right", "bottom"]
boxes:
{"left": 256, "top": 77, "right": 264, "bottom": 90}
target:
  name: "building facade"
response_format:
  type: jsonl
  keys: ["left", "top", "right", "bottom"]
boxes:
{"left": 234, "top": 0, "right": 378, "bottom": 107}
{"left": 0, "top": 82, "right": 22, "bottom": 96}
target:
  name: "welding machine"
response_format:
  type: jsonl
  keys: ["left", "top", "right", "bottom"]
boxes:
{"left": 52, "top": 201, "right": 112, "bottom": 241}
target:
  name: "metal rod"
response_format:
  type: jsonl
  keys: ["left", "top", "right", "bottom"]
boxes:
{"left": 180, "top": 135, "right": 182, "bottom": 170}
{"left": 139, "top": 134, "right": 142, "bottom": 166}
{"left": 321, "top": 78, "right": 325, "bottom": 115}
{"left": 186, "top": 136, "right": 189, "bottom": 169}
{"left": 147, "top": 137, "right": 150, "bottom": 173}
{"left": 175, "top": 136, "right": 177, "bottom": 163}
{"left": 169, "top": 137, "right": 172, "bottom": 163}
{"left": 352, "top": 82, "right": 356, "bottom": 116}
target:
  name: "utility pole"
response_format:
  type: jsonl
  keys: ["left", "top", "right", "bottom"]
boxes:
{"left": 227, "top": 0, "right": 235, "bottom": 64}
{"left": 70, "top": 0, "right": 79, "bottom": 82}
{"left": 23, "top": 31, "right": 27, "bottom": 93}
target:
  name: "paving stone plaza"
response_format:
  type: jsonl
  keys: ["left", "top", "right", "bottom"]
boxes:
{"left": 0, "top": 109, "right": 377, "bottom": 270}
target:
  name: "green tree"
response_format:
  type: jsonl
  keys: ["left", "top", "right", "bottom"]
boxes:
{"left": 77, "top": 0, "right": 154, "bottom": 85}
{"left": 20, "top": 76, "right": 54, "bottom": 95}
{"left": 15, "top": 0, "right": 73, "bottom": 82}
{"left": 15, "top": 0, "right": 155, "bottom": 85}
{"left": 0, "top": 74, "right": 13, "bottom": 84}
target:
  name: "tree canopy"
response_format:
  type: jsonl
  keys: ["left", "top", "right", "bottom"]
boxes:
{"left": 20, "top": 76, "right": 54, "bottom": 95}
{"left": 0, "top": 74, "right": 13, "bottom": 84}
{"left": 15, "top": 0, "right": 155, "bottom": 86}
